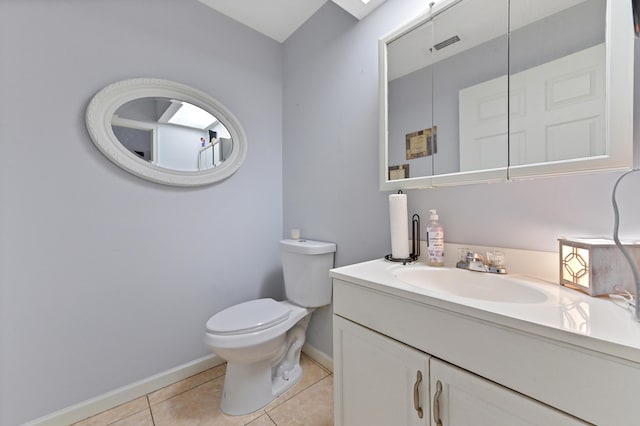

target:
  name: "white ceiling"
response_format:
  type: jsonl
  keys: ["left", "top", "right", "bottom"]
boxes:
{"left": 196, "top": 0, "right": 387, "bottom": 43}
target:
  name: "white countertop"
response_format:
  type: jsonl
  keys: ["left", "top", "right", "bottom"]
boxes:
{"left": 330, "top": 258, "right": 640, "bottom": 364}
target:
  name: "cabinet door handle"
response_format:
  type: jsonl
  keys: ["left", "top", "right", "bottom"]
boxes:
{"left": 433, "top": 380, "right": 443, "bottom": 426}
{"left": 413, "top": 370, "right": 424, "bottom": 419}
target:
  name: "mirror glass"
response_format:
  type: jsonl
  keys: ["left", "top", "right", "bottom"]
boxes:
{"left": 509, "top": 0, "right": 605, "bottom": 168}
{"left": 384, "top": 0, "right": 510, "bottom": 186}
{"left": 112, "top": 97, "right": 233, "bottom": 172}
{"left": 381, "top": 0, "right": 633, "bottom": 190}
{"left": 86, "top": 78, "right": 247, "bottom": 187}
{"left": 433, "top": 0, "right": 508, "bottom": 178}
{"left": 386, "top": 19, "right": 434, "bottom": 181}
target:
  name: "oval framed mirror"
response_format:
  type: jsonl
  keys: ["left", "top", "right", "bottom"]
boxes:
{"left": 86, "top": 78, "right": 248, "bottom": 186}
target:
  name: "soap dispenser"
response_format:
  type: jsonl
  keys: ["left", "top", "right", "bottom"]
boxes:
{"left": 426, "top": 209, "right": 444, "bottom": 266}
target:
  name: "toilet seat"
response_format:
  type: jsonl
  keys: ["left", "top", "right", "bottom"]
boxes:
{"left": 206, "top": 298, "right": 290, "bottom": 335}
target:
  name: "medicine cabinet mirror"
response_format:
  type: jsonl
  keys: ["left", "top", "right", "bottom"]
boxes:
{"left": 86, "top": 78, "right": 247, "bottom": 187}
{"left": 380, "top": 0, "right": 634, "bottom": 190}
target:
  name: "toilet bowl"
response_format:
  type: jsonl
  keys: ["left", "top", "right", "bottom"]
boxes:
{"left": 204, "top": 239, "right": 336, "bottom": 415}
{"left": 205, "top": 299, "right": 312, "bottom": 415}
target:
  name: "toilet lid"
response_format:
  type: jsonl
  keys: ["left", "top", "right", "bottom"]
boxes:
{"left": 206, "top": 298, "right": 290, "bottom": 335}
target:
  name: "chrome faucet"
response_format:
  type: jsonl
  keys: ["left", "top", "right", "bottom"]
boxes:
{"left": 456, "top": 250, "right": 507, "bottom": 274}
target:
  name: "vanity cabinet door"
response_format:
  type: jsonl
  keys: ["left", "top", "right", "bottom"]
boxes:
{"left": 333, "top": 315, "right": 429, "bottom": 426}
{"left": 430, "top": 358, "right": 588, "bottom": 425}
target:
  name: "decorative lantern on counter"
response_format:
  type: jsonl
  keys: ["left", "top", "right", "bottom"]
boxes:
{"left": 558, "top": 237, "right": 640, "bottom": 296}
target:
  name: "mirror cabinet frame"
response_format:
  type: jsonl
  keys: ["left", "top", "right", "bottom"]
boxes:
{"left": 379, "top": 0, "right": 634, "bottom": 191}
{"left": 86, "top": 78, "right": 248, "bottom": 187}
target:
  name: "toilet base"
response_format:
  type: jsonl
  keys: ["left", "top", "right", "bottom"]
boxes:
{"left": 220, "top": 360, "right": 302, "bottom": 415}
{"left": 273, "top": 363, "right": 302, "bottom": 397}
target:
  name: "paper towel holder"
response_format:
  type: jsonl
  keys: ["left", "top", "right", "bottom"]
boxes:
{"left": 385, "top": 213, "right": 420, "bottom": 265}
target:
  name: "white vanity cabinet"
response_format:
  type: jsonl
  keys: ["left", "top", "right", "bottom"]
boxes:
{"left": 330, "top": 266, "right": 640, "bottom": 426}
{"left": 334, "top": 314, "right": 585, "bottom": 426}
{"left": 429, "top": 359, "right": 584, "bottom": 425}
{"left": 333, "top": 315, "right": 430, "bottom": 426}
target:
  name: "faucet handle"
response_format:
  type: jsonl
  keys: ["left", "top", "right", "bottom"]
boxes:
{"left": 487, "top": 251, "right": 505, "bottom": 267}
{"left": 486, "top": 251, "right": 507, "bottom": 274}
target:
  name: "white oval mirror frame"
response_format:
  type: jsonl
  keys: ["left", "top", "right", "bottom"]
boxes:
{"left": 86, "top": 78, "right": 248, "bottom": 187}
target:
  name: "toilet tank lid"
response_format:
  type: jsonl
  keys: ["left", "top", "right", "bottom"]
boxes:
{"left": 280, "top": 239, "right": 336, "bottom": 255}
{"left": 206, "top": 298, "right": 290, "bottom": 335}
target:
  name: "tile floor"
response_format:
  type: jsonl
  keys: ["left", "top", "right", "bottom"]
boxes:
{"left": 72, "top": 354, "right": 333, "bottom": 426}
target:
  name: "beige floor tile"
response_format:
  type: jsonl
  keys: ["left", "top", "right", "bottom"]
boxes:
{"left": 264, "top": 354, "right": 330, "bottom": 412}
{"left": 151, "top": 377, "right": 265, "bottom": 426}
{"left": 71, "top": 396, "right": 149, "bottom": 426}
{"left": 148, "top": 363, "right": 227, "bottom": 405}
{"left": 267, "top": 376, "right": 334, "bottom": 426}
{"left": 302, "top": 353, "right": 332, "bottom": 376}
{"left": 110, "top": 408, "right": 154, "bottom": 426}
{"left": 246, "top": 414, "right": 276, "bottom": 425}
{"left": 304, "top": 354, "right": 332, "bottom": 376}
{"left": 74, "top": 355, "right": 332, "bottom": 426}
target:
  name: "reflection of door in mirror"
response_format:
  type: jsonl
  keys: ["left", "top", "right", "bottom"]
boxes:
{"left": 459, "top": 0, "right": 604, "bottom": 171}
{"left": 112, "top": 97, "right": 232, "bottom": 172}
{"left": 508, "top": 0, "right": 605, "bottom": 167}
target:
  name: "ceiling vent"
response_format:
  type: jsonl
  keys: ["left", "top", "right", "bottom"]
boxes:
{"left": 434, "top": 35, "right": 460, "bottom": 51}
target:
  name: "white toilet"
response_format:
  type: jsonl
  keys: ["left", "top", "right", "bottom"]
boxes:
{"left": 204, "top": 238, "right": 336, "bottom": 415}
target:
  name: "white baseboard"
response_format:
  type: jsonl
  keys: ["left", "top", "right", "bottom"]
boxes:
{"left": 25, "top": 344, "right": 331, "bottom": 425}
{"left": 24, "top": 354, "right": 224, "bottom": 426}
{"left": 302, "top": 343, "right": 333, "bottom": 373}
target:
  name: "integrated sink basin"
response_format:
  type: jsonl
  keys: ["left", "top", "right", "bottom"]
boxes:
{"left": 394, "top": 266, "right": 548, "bottom": 304}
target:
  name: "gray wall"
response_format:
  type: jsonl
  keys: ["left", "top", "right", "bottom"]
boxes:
{"left": 284, "top": 0, "right": 640, "bottom": 360}
{"left": 0, "top": 1, "right": 283, "bottom": 425}
{"left": 283, "top": 0, "right": 433, "bottom": 359}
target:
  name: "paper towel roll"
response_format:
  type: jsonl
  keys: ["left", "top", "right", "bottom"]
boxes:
{"left": 389, "top": 193, "right": 410, "bottom": 259}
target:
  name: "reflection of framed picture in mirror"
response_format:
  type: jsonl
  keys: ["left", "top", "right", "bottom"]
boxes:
{"left": 406, "top": 126, "right": 437, "bottom": 160}
{"left": 388, "top": 164, "right": 410, "bottom": 180}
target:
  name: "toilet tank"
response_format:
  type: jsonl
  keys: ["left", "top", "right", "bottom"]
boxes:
{"left": 280, "top": 239, "right": 336, "bottom": 308}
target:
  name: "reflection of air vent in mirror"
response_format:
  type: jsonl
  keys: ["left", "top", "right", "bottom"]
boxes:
{"left": 434, "top": 35, "right": 460, "bottom": 51}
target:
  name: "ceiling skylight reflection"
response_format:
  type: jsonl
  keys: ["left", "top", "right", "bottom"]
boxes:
{"left": 168, "top": 102, "right": 216, "bottom": 129}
